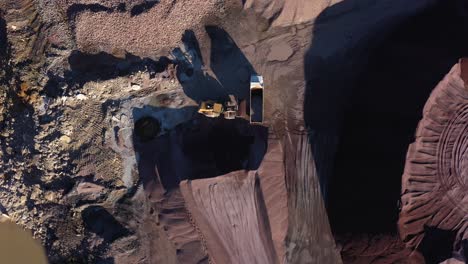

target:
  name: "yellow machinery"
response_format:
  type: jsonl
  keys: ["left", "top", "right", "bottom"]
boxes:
{"left": 198, "top": 100, "right": 224, "bottom": 118}
{"left": 198, "top": 95, "right": 240, "bottom": 119}
{"left": 197, "top": 76, "right": 264, "bottom": 123}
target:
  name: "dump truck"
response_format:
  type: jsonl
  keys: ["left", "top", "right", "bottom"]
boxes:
{"left": 250, "top": 75, "right": 264, "bottom": 124}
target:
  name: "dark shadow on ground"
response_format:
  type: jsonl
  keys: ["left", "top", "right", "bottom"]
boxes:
{"left": 0, "top": 13, "right": 12, "bottom": 90}
{"left": 304, "top": 0, "right": 468, "bottom": 240}
{"left": 132, "top": 107, "right": 268, "bottom": 191}
{"left": 81, "top": 206, "right": 130, "bottom": 243}
{"left": 66, "top": 3, "right": 113, "bottom": 21}
{"left": 43, "top": 51, "right": 173, "bottom": 97}
{"left": 0, "top": 14, "right": 7, "bottom": 60}
{"left": 460, "top": 239, "right": 468, "bottom": 262}
{"left": 177, "top": 27, "right": 256, "bottom": 103}
{"left": 67, "top": 1, "right": 160, "bottom": 21}
{"left": 130, "top": 0, "right": 159, "bottom": 16}
{"left": 418, "top": 227, "right": 457, "bottom": 264}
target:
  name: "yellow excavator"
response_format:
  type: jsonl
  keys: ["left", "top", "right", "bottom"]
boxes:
{"left": 198, "top": 75, "right": 264, "bottom": 123}
{"left": 198, "top": 100, "right": 224, "bottom": 118}
{"left": 198, "top": 94, "right": 240, "bottom": 120}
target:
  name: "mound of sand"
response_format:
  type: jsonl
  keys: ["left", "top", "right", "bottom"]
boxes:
{"left": 400, "top": 59, "right": 468, "bottom": 256}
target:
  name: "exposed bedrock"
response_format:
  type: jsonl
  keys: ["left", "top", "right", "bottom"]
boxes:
{"left": 399, "top": 59, "right": 468, "bottom": 263}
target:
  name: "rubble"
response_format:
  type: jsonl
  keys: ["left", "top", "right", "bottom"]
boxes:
{"left": 58, "top": 135, "right": 71, "bottom": 145}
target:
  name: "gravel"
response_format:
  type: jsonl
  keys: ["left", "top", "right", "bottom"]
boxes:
{"left": 74, "top": 0, "right": 223, "bottom": 56}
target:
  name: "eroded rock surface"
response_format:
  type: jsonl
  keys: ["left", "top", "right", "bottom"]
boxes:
{"left": 399, "top": 59, "right": 468, "bottom": 261}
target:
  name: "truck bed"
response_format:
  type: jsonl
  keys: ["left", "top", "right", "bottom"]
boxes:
{"left": 250, "top": 89, "right": 263, "bottom": 123}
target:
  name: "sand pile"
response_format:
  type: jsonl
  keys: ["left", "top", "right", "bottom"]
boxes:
{"left": 400, "top": 59, "right": 468, "bottom": 261}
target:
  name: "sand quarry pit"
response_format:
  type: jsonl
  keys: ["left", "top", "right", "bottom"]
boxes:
{"left": 1, "top": 0, "right": 468, "bottom": 263}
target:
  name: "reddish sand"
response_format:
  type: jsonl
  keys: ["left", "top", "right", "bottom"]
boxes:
{"left": 181, "top": 171, "right": 278, "bottom": 264}
{"left": 400, "top": 59, "right": 468, "bottom": 253}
